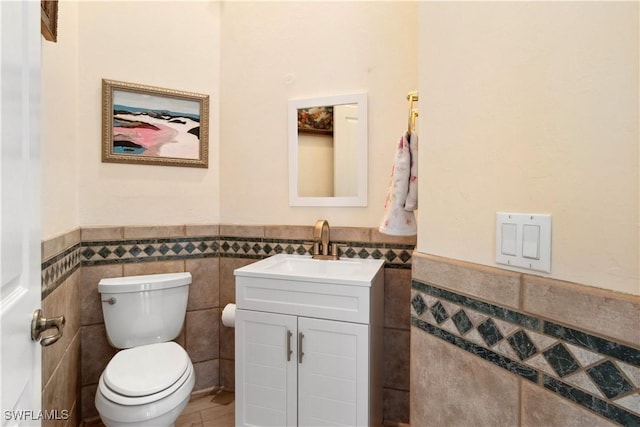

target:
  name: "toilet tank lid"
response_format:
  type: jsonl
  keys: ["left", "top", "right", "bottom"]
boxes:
{"left": 98, "top": 272, "right": 192, "bottom": 293}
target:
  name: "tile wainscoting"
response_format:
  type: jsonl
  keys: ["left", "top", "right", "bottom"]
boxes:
{"left": 41, "top": 225, "right": 415, "bottom": 425}
{"left": 41, "top": 229, "right": 82, "bottom": 427}
{"left": 411, "top": 252, "right": 640, "bottom": 427}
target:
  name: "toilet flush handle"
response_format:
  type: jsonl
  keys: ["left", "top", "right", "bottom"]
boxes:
{"left": 102, "top": 297, "right": 116, "bottom": 305}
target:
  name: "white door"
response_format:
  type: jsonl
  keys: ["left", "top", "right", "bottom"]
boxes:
{"left": 235, "top": 309, "right": 298, "bottom": 427}
{"left": 333, "top": 104, "right": 359, "bottom": 197}
{"left": 297, "top": 317, "right": 369, "bottom": 427}
{"left": 0, "top": 0, "right": 42, "bottom": 425}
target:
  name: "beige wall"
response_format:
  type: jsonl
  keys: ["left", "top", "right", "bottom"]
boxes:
{"left": 298, "top": 134, "right": 334, "bottom": 197}
{"left": 42, "top": 1, "right": 637, "bottom": 293}
{"left": 44, "top": 1, "right": 418, "bottom": 234}
{"left": 219, "top": 1, "right": 418, "bottom": 225}
{"left": 76, "top": 1, "right": 222, "bottom": 227}
{"left": 42, "top": 0, "right": 80, "bottom": 239}
{"left": 418, "top": 2, "right": 639, "bottom": 295}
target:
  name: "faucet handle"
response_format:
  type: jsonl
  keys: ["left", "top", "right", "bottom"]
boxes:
{"left": 330, "top": 243, "right": 348, "bottom": 260}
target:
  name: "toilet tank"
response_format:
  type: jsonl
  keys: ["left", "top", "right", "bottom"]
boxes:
{"left": 98, "top": 272, "right": 191, "bottom": 349}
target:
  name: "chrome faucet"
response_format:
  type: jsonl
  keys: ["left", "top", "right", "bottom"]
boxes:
{"left": 312, "top": 219, "right": 338, "bottom": 260}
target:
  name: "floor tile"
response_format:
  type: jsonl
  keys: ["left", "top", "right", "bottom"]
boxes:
{"left": 81, "top": 391, "right": 235, "bottom": 427}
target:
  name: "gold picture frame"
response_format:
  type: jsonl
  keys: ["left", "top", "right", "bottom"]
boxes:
{"left": 41, "top": 0, "right": 58, "bottom": 42}
{"left": 102, "top": 79, "right": 209, "bottom": 168}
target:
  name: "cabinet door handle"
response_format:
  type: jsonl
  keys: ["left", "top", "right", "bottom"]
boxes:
{"left": 298, "top": 332, "right": 304, "bottom": 364}
{"left": 286, "top": 330, "right": 293, "bottom": 361}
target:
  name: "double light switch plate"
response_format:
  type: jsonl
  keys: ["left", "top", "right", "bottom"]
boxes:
{"left": 496, "top": 212, "right": 551, "bottom": 273}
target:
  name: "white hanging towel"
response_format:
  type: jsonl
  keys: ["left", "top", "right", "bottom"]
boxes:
{"left": 379, "top": 131, "right": 418, "bottom": 236}
{"left": 404, "top": 131, "right": 418, "bottom": 211}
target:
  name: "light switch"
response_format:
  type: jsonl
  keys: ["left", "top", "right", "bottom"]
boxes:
{"left": 501, "top": 223, "right": 517, "bottom": 256}
{"left": 496, "top": 212, "right": 551, "bottom": 273}
{"left": 522, "top": 224, "right": 540, "bottom": 259}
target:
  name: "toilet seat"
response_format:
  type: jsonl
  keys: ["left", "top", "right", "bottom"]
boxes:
{"left": 99, "top": 342, "right": 192, "bottom": 406}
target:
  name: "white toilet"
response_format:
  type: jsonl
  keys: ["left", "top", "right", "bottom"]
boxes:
{"left": 95, "top": 272, "right": 195, "bottom": 427}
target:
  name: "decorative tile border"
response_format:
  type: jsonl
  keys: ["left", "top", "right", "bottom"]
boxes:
{"left": 43, "top": 233, "right": 413, "bottom": 298}
{"left": 218, "top": 236, "right": 413, "bottom": 268}
{"left": 81, "top": 237, "right": 219, "bottom": 265}
{"left": 41, "top": 243, "right": 81, "bottom": 299}
{"left": 80, "top": 235, "right": 413, "bottom": 268}
{"left": 411, "top": 279, "right": 640, "bottom": 426}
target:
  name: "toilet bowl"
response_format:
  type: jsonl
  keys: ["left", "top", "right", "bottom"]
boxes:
{"left": 95, "top": 273, "right": 194, "bottom": 427}
{"left": 95, "top": 342, "right": 195, "bottom": 427}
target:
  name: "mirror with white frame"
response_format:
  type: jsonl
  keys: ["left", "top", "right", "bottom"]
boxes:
{"left": 288, "top": 93, "right": 368, "bottom": 206}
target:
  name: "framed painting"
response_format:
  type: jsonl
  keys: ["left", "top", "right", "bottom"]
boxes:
{"left": 102, "top": 79, "right": 209, "bottom": 168}
{"left": 297, "top": 106, "right": 333, "bottom": 136}
{"left": 41, "top": 0, "right": 58, "bottom": 42}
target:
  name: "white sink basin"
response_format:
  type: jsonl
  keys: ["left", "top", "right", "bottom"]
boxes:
{"left": 234, "top": 254, "right": 385, "bottom": 286}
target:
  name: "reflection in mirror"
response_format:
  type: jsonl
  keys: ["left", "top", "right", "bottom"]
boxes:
{"left": 289, "top": 94, "right": 367, "bottom": 206}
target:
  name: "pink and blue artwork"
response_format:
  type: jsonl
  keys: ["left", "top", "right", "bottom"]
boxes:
{"left": 102, "top": 79, "right": 209, "bottom": 168}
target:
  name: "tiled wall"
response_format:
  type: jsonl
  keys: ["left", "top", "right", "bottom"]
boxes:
{"left": 411, "top": 253, "right": 640, "bottom": 427}
{"left": 41, "top": 224, "right": 415, "bottom": 425}
{"left": 41, "top": 229, "right": 82, "bottom": 427}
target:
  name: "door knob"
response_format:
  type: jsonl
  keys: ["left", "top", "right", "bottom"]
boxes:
{"left": 31, "top": 309, "right": 65, "bottom": 346}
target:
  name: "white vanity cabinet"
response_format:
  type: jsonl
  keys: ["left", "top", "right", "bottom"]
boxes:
{"left": 234, "top": 254, "right": 385, "bottom": 427}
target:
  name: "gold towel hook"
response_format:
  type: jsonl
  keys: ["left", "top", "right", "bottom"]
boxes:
{"left": 407, "top": 91, "right": 419, "bottom": 135}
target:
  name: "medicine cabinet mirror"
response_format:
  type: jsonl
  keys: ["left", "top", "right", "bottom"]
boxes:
{"left": 288, "top": 93, "right": 368, "bottom": 206}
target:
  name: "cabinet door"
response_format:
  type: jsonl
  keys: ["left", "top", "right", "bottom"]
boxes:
{"left": 297, "top": 317, "right": 369, "bottom": 427}
{"left": 235, "top": 309, "right": 298, "bottom": 427}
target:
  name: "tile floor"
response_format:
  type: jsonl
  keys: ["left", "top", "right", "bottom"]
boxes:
{"left": 175, "top": 390, "right": 235, "bottom": 427}
{"left": 82, "top": 389, "right": 235, "bottom": 427}
{"left": 82, "top": 389, "right": 410, "bottom": 427}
